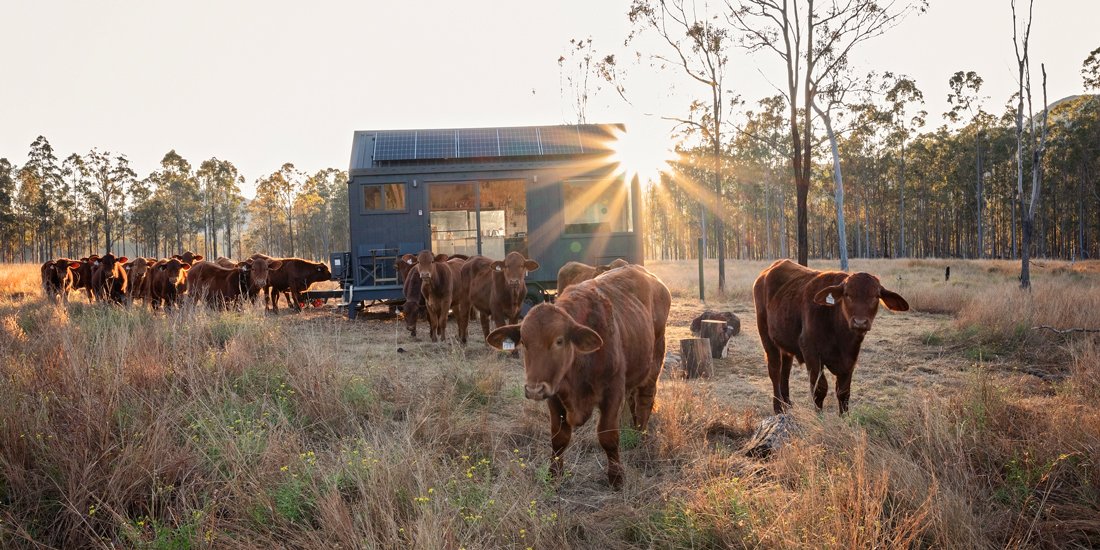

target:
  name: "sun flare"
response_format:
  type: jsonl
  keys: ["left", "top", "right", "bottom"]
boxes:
{"left": 609, "top": 124, "right": 679, "bottom": 188}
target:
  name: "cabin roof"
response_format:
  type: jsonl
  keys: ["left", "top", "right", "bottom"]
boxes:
{"left": 349, "top": 123, "right": 622, "bottom": 171}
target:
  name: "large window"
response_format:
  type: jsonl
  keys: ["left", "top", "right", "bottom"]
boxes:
{"left": 362, "top": 183, "right": 406, "bottom": 212}
{"left": 563, "top": 177, "right": 633, "bottom": 234}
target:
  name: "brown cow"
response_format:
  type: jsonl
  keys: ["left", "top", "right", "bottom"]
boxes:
{"left": 753, "top": 259, "right": 909, "bottom": 415}
{"left": 147, "top": 258, "right": 191, "bottom": 309}
{"left": 41, "top": 258, "right": 81, "bottom": 304}
{"left": 185, "top": 260, "right": 252, "bottom": 308}
{"left": 70, "top": 256, "right": 98, "bottom": 302}
{"left": 455, "top": 252, "right": 539, "bottom": 344}
{"left": 555, "top": 258, "right": 629, "bottom": 293}
{"left": 401, "top": 266, "right": 424, "bottom": 338}
{"left": 486, "top": 265, "right": 670, "bottom": 489}
{"left": 412, "top": 251, "right": 465, "bottom": 342}
{"left": 265, "top": 258, "right": 331, "bottom": 313}
{"left": 175, "top": 251, "right": 204, "bottom": 265}
{"left": 122, "top": 257, "right": 154, "bottom": 305}
{"left": 90, "top": 254, "right": 128, "bottom": 304}
{"left": 214, "top": 256, "right": 238, "bottom": 269}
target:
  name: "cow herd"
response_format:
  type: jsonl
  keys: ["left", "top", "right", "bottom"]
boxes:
{"left": 38, "top": 249, "right": 908, "bottom": 489}
{"left": 39, "top": 251, "right": 332, "bottom": 312}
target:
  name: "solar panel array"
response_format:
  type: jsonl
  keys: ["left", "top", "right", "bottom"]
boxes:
{"left": 368, "top": 125, "right": 617, "bottom": 165}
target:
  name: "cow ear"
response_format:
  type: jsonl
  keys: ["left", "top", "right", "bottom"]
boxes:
{"left": 194, "top": 255, "right": 204, "bottom": 261}
{"left": 491, "top": 261, "right": 504, "bottom": 272}
{"left": 269, "top": 260, "right": 283, "bottom": 270}
{"left": 69, "top": 262, "right": 81, "bottom": 269}
{"left": 434, "top": 254, "right": 448, "bottom": 262}
{"left": 879, "top": 288, "right": 910, "bottom": 311}
{"left": 569, "top": 325, "right": 603, "bottom": 354}
{"left": 182, "top": 263, "right": 191, "bottom": 270}
{"left": 813, "top": 285, "right": 844, "bottom": 306}
{"left": 524, "top": 260, "right": 540, "bottom": 271}
{"left": 118, "top": 257, "right": 128, "bottom": 264}
{"left": 486, "top": 325, "right": 522, "bottom": 350}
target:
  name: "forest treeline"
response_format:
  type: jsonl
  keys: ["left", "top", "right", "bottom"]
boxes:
{"left": 645, "top": 91, "right": 1099, "bottom": 263}
{"left": 0, "top": 145, "right": 348, "bottom": 263}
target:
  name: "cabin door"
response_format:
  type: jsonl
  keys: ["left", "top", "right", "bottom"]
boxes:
{"left": 428, "top": 179, "right": 528, "bottom": 259}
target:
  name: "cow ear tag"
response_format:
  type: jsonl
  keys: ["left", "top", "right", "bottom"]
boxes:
{"left": 406, "top": 258, "right": 414, "bottom": 265}
{"left": 502, "top": 338, "right": 516, "bottom": 351}
{"left": 825, "top": 293, "right": 836, "bottom": 305}
{"left": 495, "top": 265, "right": 503, "bottom": 272}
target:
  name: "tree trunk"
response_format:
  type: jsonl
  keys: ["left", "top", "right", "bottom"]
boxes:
{"left": 814, "top": 103, "right": 849, "bottom": 271}
{"left": 679, "top": 338, "right": 713, "bottom": 379}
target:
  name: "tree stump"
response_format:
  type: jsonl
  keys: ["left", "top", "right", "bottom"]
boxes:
{"left": 679, "top": 338, "right": 712, "bottom": 379}
{"left": 742, "top": 414, "right": 798, "bottom": 458}
{"left": 700, "top": 319, "right": 729, "bottom": 358}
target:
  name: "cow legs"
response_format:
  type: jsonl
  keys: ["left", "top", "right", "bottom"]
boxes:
{"left": 597, "top": 393, "right": 625, "bottom": 489}
{"left": 835, "top": 370, "right": 852, "bottom": 416}
{"left": 454, "top": 301, "right": 468, "bottom": 344}
{"left": 290, "top": 289, "right": 303, "bottom": 312}
{"left": 270, "top": 287, "right": 281, "bottom": 314}
{"left": 478, "top": 307, "right": 492, "bottom": 339}
{"left": 436, "top": 297, "right": 451, "bottom": 342}
{"left": 547, "top": 398, "right": 572, "bottom": 480}
{"left": 630, "top": 381, "right": 658, "bottom": 433}
{"left": 426, "top": 304, "right": 440, "bottom": 342}
{"left": 806, "top": 358, "right": 829, "bottom": 411}
{"left": 762, "top": 336, "right": 789, "bottom": 414}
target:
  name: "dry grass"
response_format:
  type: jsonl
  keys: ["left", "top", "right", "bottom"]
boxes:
{"left": 0, "top": 260, "right": 1098, "bottom": 548}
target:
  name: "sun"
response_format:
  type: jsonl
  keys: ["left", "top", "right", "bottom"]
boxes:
{"left": 608, "top": 122, "right": 678, "bottom": 188}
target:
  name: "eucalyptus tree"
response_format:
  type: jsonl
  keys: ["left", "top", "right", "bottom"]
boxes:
{"left": 946, "top": 70, "right": 992, "bottom": 258}
{"left": 880, "top": 75, "right": 925, "bottom": 258}
{"left": 78, "top": 150, "right": 135, "bottom": 254}
{"left": 627, "top": 0, "right": 733, "bottom": 292}
{"left": 0, "top": 159, "right": 15, "bottom": 260}
{"left": 729, "top": 0, "right": 926, "bottom": 266}
{"left": 196, "top": 158, "right": 244, "bottom": 259}
{"left": 19, "top": 136, "right": 64, "bottom": 260}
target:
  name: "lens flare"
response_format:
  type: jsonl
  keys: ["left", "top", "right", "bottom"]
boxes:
{"left": 608, "top": 124, "right": 678, "bottom": 188}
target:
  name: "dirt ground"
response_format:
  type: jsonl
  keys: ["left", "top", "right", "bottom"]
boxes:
{"left": 285, "top": 262, "right": 984, "bottom": 418}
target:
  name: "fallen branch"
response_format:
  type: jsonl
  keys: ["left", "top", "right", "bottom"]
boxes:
{"left": 1032, "top": 325, "right": 1100, "bottom": 334}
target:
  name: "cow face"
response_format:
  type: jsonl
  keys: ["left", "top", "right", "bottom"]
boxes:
{"left": 813, "top": 272, "right": 909, "bottom": 334}
{"left": 486, "top": 304, "right": 602, "bottom": 401}
{"left": 98, "top": 254, "right": 128, "bottom": 282}
{"left": 490, "top": 252, "right": 540, "bottom": 290}
{"left": 310, "top": 262, "right": 332, "bottom": 283}
{"left": 125, "top": 257, "right": 150, "bottom": 282}
{"left": 48, "top": 259, "right": 79, "bottom": 283}
{"left": 396, "top": 254, "right": 416, "bottom": 283}
{"left": 158, "top": 259, "right": 191, "bottom": 289}
{"left": 246, "top": 257, "right": 281, "bottom": 290}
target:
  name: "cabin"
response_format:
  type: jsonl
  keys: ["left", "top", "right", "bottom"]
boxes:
{"left": 331, "top": 123, "right": 644, "bottom": 319}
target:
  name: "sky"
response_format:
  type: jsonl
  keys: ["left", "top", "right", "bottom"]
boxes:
{"left": 1, "top": 0, "right": 1096, "bottom": 197}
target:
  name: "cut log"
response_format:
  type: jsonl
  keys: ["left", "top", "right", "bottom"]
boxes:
{"left": 700, "top": 319, "right": 728, "bottom": 358}
{"left": 679, "top": 338, "right": 712, "bottom": 379}
{"left": 742, "top": 414, "right": 798, "bottom": 458}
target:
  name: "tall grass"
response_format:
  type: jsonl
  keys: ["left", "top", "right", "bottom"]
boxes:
{"left": 0, "top": 262, "right": 1098, "bottom": 548}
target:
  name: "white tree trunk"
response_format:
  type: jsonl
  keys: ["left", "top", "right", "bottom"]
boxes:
{"left": 813, "top": 102, "right": 849, "bottom": 271}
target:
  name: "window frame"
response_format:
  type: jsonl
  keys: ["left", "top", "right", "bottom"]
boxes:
{"left": 360, "top": 182, "right": 408, "bottom": 214}
{"left": 561, "top": 176, "right": 634, "bottom": 235}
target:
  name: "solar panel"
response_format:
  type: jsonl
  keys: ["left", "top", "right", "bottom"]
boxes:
{"left": 373, "top": 131, "right": 417, "bottom": 161}
{"left": 539, "top": 126, "right": 582, "bottom": 155}
{"left": 416, "top": 129, "right": 457, "bottom": 160}
{"left": 458, "top": 128, "right": 500, "bottom": 158}
{"left": 578, "top": 125, "right": 615, "bottom": 153}
{"left": 498, "top": 127, "right": 541, "bottom": 156}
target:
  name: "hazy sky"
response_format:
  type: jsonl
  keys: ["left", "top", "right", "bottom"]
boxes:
{"left": 2, "top": 1, "right": 1096, "bottom": 196}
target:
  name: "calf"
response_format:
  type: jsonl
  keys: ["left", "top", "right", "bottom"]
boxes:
{"left": 70, "top": 256, "right": 98, "bottom": 302}
{"left": 264, "top": 258, "right": 331, "bottom": 313}
{"left": 148, "top": 258, "right": 191, "bottom": 309}
{"left": 122, "top": 257, "right": 154, "bottom": 305}
{"left": 555, "top": 258, "right": 629, "bottom": 293}
{"left": 455, "top": 252, "right": 539, "bottom": 344}
{"left": 401, "top": 266, "right": 424, "bottom": 338}
{"left": 412, "top": 251, "right": 465, "bottom": 342}
{"left": 90, "top": 254, "right": 128, "bottom": 304}
{"left": 487, "top": 265, "right": 670, "bottom": 488}
{"left": 186, "top": 260, "right": 252, "bottom": 308}
{"left": 753, "top": 259, "right": 909, "bottom": 415}
{"left": 41, "top": 258, "right": 81, "bottom": 304}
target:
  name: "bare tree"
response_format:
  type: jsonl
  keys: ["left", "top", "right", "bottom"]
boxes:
{"left": 729, "top": 0, "right": 926, "bottom": 265}
{"left": 1013, "top": 0, "right": 1049, "bottom": 289}
{"left": 628, "top": 0, "right": 733, "bottom": 292}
